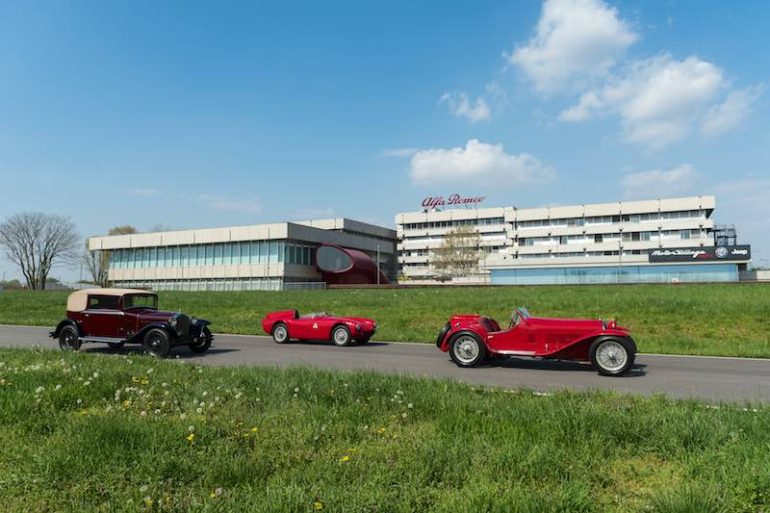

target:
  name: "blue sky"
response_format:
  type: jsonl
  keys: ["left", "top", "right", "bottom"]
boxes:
{"left": 1, "top": 0, "right": 769, "bottom": 280}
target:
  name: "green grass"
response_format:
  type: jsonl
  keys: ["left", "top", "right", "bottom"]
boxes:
{"left": 0, "top": 348, "right": 768, "bottom": 512}
{"left": 1, "top": 283, "right": 769, "bottom": 357}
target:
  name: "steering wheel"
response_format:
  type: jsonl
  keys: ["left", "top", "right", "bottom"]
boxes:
{"left": 508, "top": 309, "right": 519, "bottom": 330}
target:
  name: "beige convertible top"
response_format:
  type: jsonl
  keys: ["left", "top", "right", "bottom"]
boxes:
{"left": 66, "top": 288, "right": 155, "bottom": 312}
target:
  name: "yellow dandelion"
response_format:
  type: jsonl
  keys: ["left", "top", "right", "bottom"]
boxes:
{"left": 186, "top": 433, "right": 195, "bottom": 443}
{"left": 339, "top": 455, "right": 350, "bottom": 463}
{"left": 377, "top": 427, "right": 386, "bottom": 434}
{"left": 313, "top": 501, "right": 324, "bottom": 510}
{"left": 250, "top": 427, "right": 258, "bottom": 432}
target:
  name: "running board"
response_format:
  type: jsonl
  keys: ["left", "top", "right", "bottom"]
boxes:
{"left": 79, "top": 337, "right": 125, "bottom": 344}
{"left": 494, "top": 350, "right": 537, "bottom": 356}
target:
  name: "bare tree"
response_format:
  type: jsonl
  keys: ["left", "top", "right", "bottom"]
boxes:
{"left": 431, "top": 226, "right": 482, "bottom": 278}
{"left": 83, "top": 225, "right": 137, "bottom": 287}
{"left": 0, "top": 213, "right": 79, "bottom": 290}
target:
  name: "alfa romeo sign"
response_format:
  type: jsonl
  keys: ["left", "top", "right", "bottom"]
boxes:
{"left": 648, "top": 245, "right": 751, "bottom": 263}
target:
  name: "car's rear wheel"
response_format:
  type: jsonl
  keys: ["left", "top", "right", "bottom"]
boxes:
{"left": 332, "top": 325, "right": 351, "bottom": 346}
{"left": 58, "top": 326, "right": 81, "bottom": 352}
{"left": 107, "top": 341, "right": 125, "bottom": 350}
{"left": 272, "top": 323, "right": 289, "bottom": 344}
{"left": 449, "top": 332, "right": 486, "bottom": 367}
{"left": 590, "top": 337, "right": 635, "bottom": 376}
{"left": 189, "top": 327, "right": 212, "bottom": 354}
{"left": 144, "top": 329, "right": 171, "bottom": 358}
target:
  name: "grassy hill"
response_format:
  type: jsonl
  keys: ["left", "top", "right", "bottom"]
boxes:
{"left": 1, "top": 283, "right": 769, "bottom": 357}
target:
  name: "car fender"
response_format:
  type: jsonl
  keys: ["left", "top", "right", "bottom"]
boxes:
{"left": 443, "top": 328, "right": 488, "bottom": 353}
{"left": 50, "top": 319, "right": 81, "bottom": 339}
{"left": 129, "top": 323, "right": 177, "bottom": 343}
{"left": 549, "top": 330, "right": 635, "bottom": 359}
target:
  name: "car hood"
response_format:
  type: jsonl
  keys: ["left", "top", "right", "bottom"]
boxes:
{"left": 527, "top": 317, "right": 626, "bottom": 332}
{"left": 127, "top": 309, "right": 178, "bottom": 321}
{"left": 328, "top": 316, "right": 376, "bottom": 327}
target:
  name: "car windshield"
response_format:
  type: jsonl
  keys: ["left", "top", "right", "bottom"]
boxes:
{"left": 301, "top": 312, "right": 331, "bottom": 319}
{"left": 517, "top": 307, "right": 531, "bottom": 319}
{"left": 123, "top": 294, "right": 158, "bottom": 310}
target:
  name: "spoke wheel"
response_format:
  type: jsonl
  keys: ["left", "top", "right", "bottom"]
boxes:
{"left": 590, "top": 338, "right": 634, "bottom": 376}
{"left": 332, "top": 326, "right": 351, "bottom": 346}
{"left": 143, "top": 329, "right": 171, "bottom": 358}
{"left": 189, "top": 327, "right": 212, "bottom": 354}
{"left": 58, "top": 326, "right": 81, "bottom": 352}
{"left": 272, "top": 323, "right": 289, "bottom": 344}
{"left": 450, "top": 333, "right": 485, "bottom": 367}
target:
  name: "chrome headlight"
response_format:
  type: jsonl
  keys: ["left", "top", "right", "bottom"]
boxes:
{"left": 169, "top": 316, "right": 178, "bottom": 327}
{"left": 191, "top": 317, "right": 198, "bottom": 325}
{"left": 356, "top": 324, "right": 361, "bottom": 332}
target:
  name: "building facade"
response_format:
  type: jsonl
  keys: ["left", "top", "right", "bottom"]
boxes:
{"left": 89, "top": 218, "right": 397, "bottom": 291}
{"left": 396, "top": 195, "right": 752, "bottom": 285}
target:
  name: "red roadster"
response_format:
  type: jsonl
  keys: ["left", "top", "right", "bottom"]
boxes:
{"left": 261, "top": 310, "right": 376, "bottom": 346}
{"left": 436, "top": 307, "right": 636, "bottom": 376}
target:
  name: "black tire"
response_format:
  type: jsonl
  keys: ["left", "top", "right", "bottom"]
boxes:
{"left": 143, "top": 328, "right": 171, "bottom": 358}
{"left": 590, "top": 337, "right": 635, "bottom": 376}
{"left": 189, "top": 327, "right": 212, "bottom": 354}
{"left": 58, "top": 325, "right": 81, "bottom": 352}
{"left": 449, "top": 332, "right": 486, "bottom": 367}
{"left": 107, "top": 341, "right": 125, "bottom": 350}
{"left": 331, "top": 325, "right": 351, "bottom": 346}
{"left": 272, "top": 323, "right": 290, "bottom": 344}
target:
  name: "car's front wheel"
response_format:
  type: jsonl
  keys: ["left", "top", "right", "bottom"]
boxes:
{"left": 272, "top": 323, "right": 290, "bottom": 344}
{"left": 449, "top": 332, "right": 486, "bottom": 367}
{"left": 590, "top": 337, "right": 635, "bottom": 376}
{"left": 143, "top": 329, "right": 171, "bottom": 358}
{"left": 331, "top": 325, "right": 351, "bottom": 346}
{"left": 189, "top": 327, "right": 212, "bottom": 354}
{"left": 58, "top": 326, "right": 81, "bottom": 352}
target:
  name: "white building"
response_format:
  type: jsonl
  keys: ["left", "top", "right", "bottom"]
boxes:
{"left": 89, "top": 218, "right": 397, "bottom": 291}
{"left": 396, "top": 195, "right": 752, "bottom": 285}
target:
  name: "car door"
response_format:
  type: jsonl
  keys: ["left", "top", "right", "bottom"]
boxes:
{"left": 81, "top": 295, "right": 123, "bottom": 338}
{"left": 486, "top": 316, "right": 537, "bottom": 354}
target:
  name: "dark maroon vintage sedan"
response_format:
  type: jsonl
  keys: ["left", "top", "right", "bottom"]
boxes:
{"left": 50, "top": 288, "right": 213, "bottom": 357}
{"left": 436, "top": 307, "right": 636, "bottom": 376}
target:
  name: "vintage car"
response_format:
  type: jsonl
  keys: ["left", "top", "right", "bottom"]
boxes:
{"left": 436, "top": 307, "right": 636, "bottom": 376}
{"left": 49, "top": 288, "right": 213, "bottom": 357}
{"left": 261, "top": 310, "right": 376, "bottom": 346}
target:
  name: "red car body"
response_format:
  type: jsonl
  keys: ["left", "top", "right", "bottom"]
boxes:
{"left": 261, "top": 310, "right": 376, "bottom": 346}
{"left": 436, "top": 307, "right": 636, "bottom": 376}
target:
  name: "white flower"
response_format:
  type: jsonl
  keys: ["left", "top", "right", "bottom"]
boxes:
{"left": 188, "top": 425, "right": 195, "bottom": 432}
{"left": 294, "top": 387, "right": 300, "bottom": 393}
{"left": 140, "top": 411, "right": 147, "bottom": 417}
{"left": 202, "top": 391, "right": 208, "bottom": 397}
{"left": 196, "top": 407, "right": 203, "bottom": 414}
{"left": 139, "top": 485, "right": 148, "bottom": 492}
{"left": 402, "top": 413, "right": 408, "bottom": 418}
{"left": 92, "top": 372, "right": 99, "bottom": 379}
{"left": 83, "top": 381, "right": 91, "bottom": 386}
{"left": 162, "top": 382, "right": 168, "bottom": 387}
{"left": 55, "top": 384, "right": 62, "bottom": 391}
{"left": 154, "top": 409, "right": 161, "bottom": 415}
{"left": 147, "top": 368, "right": 153, "bottom": 374}
{"left": 180, "top": 413, "right": 187, "bottom": 420}
{"left": 199, "top": 401, "right": 205, "bottom": 407}
{"left": 35, "top": 386, "right": 44, "bottom": 394}
{"left": 408, "top": 403, "right": 413, "bottom": 409}
{"left": 234, "top": 393, "right": 242, "bottom": 399}
{"left": 76, "top": 399, "right": 82, "bottom": 405}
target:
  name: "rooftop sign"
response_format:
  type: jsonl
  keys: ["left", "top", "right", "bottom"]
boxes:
{"left": 648, "top": 245, "right": 751, "bottom": 263}
{"left": 422, "top": 194, "right": 485, "bottom": 210}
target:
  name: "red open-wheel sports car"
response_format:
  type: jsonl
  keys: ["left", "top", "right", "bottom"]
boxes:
{"left": 436, "top": 307, "right": 636, "bottom": 376}
{"left": 261, "top": 310, "right": 376, "bottom": 346}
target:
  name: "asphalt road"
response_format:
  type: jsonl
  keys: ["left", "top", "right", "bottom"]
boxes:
{"left": 1, "top": 324, "right": 769, "bottom": 403}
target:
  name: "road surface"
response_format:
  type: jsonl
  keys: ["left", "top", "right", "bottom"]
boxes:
{"left": 1, "top": 324, "right": 769, "bottom": 403}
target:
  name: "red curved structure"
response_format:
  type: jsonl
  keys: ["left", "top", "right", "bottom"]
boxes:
{"left": 315, "top": 244, "right": 388, "bottom": 285}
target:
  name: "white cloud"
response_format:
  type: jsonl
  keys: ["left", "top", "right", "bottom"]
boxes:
{"left": 199, "top": 194, "right": 262, "bottom": 215}
{"left": 621, "top": 164, "right": 699, "bottom": 199}
{"left": 700, "top": 85, "right": 764, "bottom": 137}
{"left": 410, "top": 139, "right": 554, "bottom": 185}
{"left": 381, "top": 148, "right": 419, "bottom": 158}
{"left": 508, "top": 0, "right": 637, "bottom": 93}
{"left": 561, "top": 54, "right": 727, "bottom": 147}
{"left": 439, "top": 92, "right": 491, "bottom": 123}
{"left": 130, "top": 188, "right": 160, "bottom": 197}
